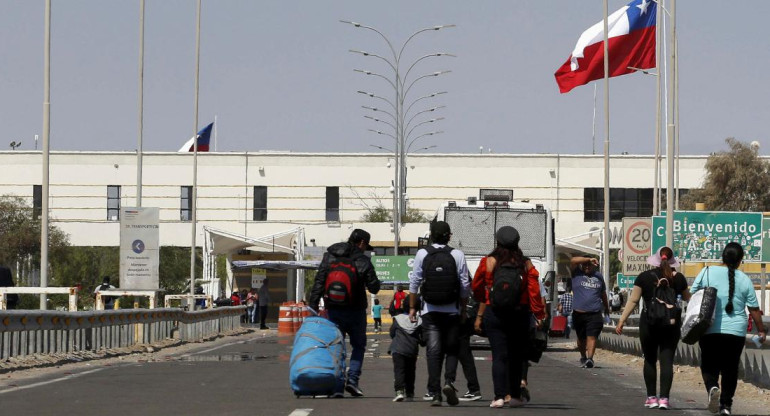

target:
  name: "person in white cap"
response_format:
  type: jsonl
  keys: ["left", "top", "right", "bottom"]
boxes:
{"left": 616, "top": 246, "right": 689, "bottom": 410}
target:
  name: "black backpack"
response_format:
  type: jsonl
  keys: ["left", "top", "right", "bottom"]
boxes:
{"left": 324, "top": 256, "right": 358, "bottom": 306}
{"left": 99, "top": 283, "right": 114, "bottom": 303}
{"left": 490, "top": 262, "right": 525, "bottom": 310}
{"left": 420, "top": 246, "right": 460, "bottom": 305}
{"left": 646, "top": 273, "right": 680, "bottom": 327}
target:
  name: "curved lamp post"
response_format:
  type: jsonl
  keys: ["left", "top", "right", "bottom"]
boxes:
{"left": 343, "top": 20, "right": 454, "bottom": 253}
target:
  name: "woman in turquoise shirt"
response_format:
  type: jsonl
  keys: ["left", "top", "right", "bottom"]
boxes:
{"left": 690, "top": 242, "right": 766, "bottom": 415}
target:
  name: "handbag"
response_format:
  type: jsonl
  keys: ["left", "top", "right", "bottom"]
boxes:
{"left": 681, "top": 267, "right": 718, "bottom": 345}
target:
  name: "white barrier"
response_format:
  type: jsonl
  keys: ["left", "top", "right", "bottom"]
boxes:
{"left": 0, "top": 287, "right": 79, "bottom": 311}
{"left": 164, "top": 294, "right": 213, "bottom": 309}
{"left": 95, "top": 290, "right": 161, "bottom": 310}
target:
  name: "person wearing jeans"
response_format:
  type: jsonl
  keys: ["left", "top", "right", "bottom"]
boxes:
{"left": 443, "top": 297, "right": 482, "bottom": 401}
{"left": 309, "top": 229, "right": 381, "bottom": 397}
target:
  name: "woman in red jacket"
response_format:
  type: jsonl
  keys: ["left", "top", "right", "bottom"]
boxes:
{"left": 472, "top": 226, "right": 546, "bottom": 408}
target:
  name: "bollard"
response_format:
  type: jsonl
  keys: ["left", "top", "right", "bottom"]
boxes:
{"left": 291, "top": 303, "right": 301, "bottom": 333}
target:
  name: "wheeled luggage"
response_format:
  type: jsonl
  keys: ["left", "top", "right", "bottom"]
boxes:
{"left": 549, "top": 315, "right": 567, "bottom": 336}
{"left": 289, "top": 316, "right": 346, "bottom": 397}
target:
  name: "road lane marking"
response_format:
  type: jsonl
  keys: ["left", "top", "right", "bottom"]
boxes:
{"left": 0, "top": 368, "right": 105, "bottom": 395}
{"left": 288, "top": 409, "right": 313, "bottom": 416}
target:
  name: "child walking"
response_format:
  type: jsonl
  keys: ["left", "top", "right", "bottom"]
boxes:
{"left": 372, "top": 299, "right": 383, "bottom": 333}
{"left": 390, "top": 294, "right": 422, "bottom": 402}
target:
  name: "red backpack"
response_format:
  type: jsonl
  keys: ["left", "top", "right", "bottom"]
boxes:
{"left": 324, "top": 256, "right": 358, "bottom": 306}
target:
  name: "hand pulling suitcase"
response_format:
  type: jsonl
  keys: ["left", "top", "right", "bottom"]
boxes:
{"left": 289, "top": 316, "right": 346, "bottom": 397}
{"left": 549, "top": 315, "right": 567, "bottom": 336}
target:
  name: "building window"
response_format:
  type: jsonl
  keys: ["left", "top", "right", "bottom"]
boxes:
{"left": 107, "top": 185, "right": 121, "bottom": 221}
{"left": 326, "top": 186, "right": 340, "bottom": 222}
{"left": 253, "top": 186, "right": 267, "bottom": 221}
{"left": 33, "top": 185, "right": 42, "bottom": 220}
{"left": 181, "top": 186, "right": 192, "bottom": 221}
{"left": 583, "top": 188, "right": 654, "bottom": 221}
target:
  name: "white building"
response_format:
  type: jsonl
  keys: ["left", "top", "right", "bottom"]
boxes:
{"left": 0, "top": 150, "right": 706, "bottom": 251}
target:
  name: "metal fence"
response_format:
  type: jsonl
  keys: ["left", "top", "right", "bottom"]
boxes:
{"left": 600, "top": 323, "right": 770, "bottom": 388}
{"left": 0, "top": 306, "right": 245, "bottom": 361}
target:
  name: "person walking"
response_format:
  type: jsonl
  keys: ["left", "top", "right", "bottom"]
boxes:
{"left": 94, "top": 276, "right": 117, "bottom": 310}
{"left": 258, "top": 279, "right": 271, "bottom": 329}
{"left": 570, "top": 255, "right": 610, "bottom": 368}
{"left": 443, "top": 295, "right": 483, "bottom": 402}
{"left": 390, "top": 293, "right": 422, "bottom": 402}
{"left": 471, "top": 226, "right": 546, "bottom": 408}
{"left": 409, "top": 221, "right": 470, "bottom": 407}
{"left": 309, "top": 229, "right": 381, "bottom": 397}
{"left": 372, "top": 299, "right": 383, "bottom": 333}
{"left": 616, "top": 246, "right": 690, "bottom": 410}
{"left": 690, "top": 242, "right": 766, "bottom": 415}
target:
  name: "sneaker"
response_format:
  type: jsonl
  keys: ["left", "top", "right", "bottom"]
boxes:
{"left": 459, "top": 391, "right": 482, "bottom": 402}
{"left": 708, "top": 387, "right": 721, "bottom": 414}
{"left": 405, "top": 394, "right": 414, "bottom": 402}
{"left": 345, "top": 384, "right": 364, "bottom": 397}
{"left": 583, "top": 358, "right": 595, "bottom": 368}
{"left": 443, "top": 382, "right": 459, "bottom": 406}
{"left": 423, "top": 393, "right": 434, "bottom": 401}
{"left": 393, "top": 390, "right": 405, "bottom": 402}
{"left": 431, "top": 395, "right": 442, "bottom": 407}
{"left": 520, "top": 386, "right": 531, "bottom": 403}
{"left": 579, "top": 357, "right": 588, "bottom": 366}
{"left": 489, "top": 399, "right": 506, "bottom": 408}
{"left": 331, "top": 392, "right": 344, "bottom": 398}
{"left": 719, "top": 406, "right": 731, "bottom": 415}
{"left": 508, "top": 397, "right": 526, "bottom": 408}
{"left": 658, "top": 397, "right": 669, "bottom": 410}
{"left": 644, "top": 396, "right": 659, "bottom": 409}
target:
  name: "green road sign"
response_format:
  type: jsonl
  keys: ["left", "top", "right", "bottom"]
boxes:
{"left": 617, "top": 273, "right": 635, "bottom": 290}
{"left": 652, "top": 211, "right": 763, "bottom": 262}
{"left": 372, "top": 255, "right": 413, "bottom": 283}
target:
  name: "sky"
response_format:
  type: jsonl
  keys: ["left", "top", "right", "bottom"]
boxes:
{"left": 1, "top": 1, "right": 768, "bottom": 156}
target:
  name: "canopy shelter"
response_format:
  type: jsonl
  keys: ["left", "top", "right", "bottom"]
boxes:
{"left": 231, "top": 260, "right": 320, "bottom": 271}
{"left": 202, "top": 226, "right": 306, "bottom": 301}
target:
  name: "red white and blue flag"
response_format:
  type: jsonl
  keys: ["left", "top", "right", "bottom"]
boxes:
{"left": 178, "top": 122, "right": 214, "bottom": 152}
{"left": 555, "top": 0, "right": 656, "bottom": 94}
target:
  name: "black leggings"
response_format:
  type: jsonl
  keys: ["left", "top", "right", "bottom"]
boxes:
{"left": 484, "top": 308, "right": 529, "bottom": 401}
{"left": 699, "top": 333, "right": 745, "bottom": 408}
{"left": 639, "top": 318, "right": 680, "bottom": 398}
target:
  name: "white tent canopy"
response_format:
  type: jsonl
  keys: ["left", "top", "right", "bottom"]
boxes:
{"left": 202, "top": 226, "right": 306, "bottom": 301}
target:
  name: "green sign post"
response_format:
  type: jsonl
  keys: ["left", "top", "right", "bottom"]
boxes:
{"left": 617, "top": 273, "right": 634, "bottom": 290}
{"left": 372, "top": 255, "right": 413, "bottom": 283}
{"left": 652, "top": 211, "right": 763, "bottom": 262}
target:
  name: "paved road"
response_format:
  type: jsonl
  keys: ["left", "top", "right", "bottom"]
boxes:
{"left": 0, "top": 327, "right": 764, "bottom": 416}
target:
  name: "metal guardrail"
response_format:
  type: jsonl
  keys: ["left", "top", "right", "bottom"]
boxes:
{"left": 600, "top": 322, "right": 770, "bottom": 388}
{"left": 0, "top": 306, "right": 245, "bottom": 361}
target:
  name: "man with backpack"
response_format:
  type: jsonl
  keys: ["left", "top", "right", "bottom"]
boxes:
{"left": 309, "top": 229, "right": 381, "bottom": 397}
{"left": 94, "top": 276, "right": 117, "bottom": 310}
{"left": 610, "top": 286, "right": 624, "bottom": 312}
{"left": 409, "top": 221, "right": 470, "bottom": 407}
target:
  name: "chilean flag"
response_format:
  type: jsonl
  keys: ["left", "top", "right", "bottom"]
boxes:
{"left": 178, "top": 122, "right": 214, "bottom": 152}
{"left": 555, "top": 0, "right": 656, "bottom": 94}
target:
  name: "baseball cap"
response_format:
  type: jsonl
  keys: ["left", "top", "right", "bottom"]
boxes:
{"left": 495, "top": 226, "right": 520, "bottom": 248}
{"left": 430, "top": 221, "right": 451, "bottom": 239}
{"left": 349, "top": 228, "right": 373, "bottom": 251}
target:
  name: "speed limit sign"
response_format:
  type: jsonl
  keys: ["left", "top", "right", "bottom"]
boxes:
{"left": 622, "top": 217, "right": 653, "bottom": 276}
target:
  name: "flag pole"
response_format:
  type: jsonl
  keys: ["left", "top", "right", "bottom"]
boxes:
{"left": 602, "top": 0, "right": 611, "bottom": 286}
{"left": 665, "top": 0, "right": 675, "bottom": 248}
{"left": 653, "top": 0, "right": 662, "bottom": 217}
{"left": 190, "top": 0, "right": 202, "bottom": 305}
{"left": 137, "top": 0, "right": 145, "bottom": 207}
{"left": 40, "top": 0, "right": 51, "bottom": 309}
{"left": 673, "top": 0, "right": 680, "bottom": 210}
{"left": 592, "top": 84, "right": 597, "bottom": 155}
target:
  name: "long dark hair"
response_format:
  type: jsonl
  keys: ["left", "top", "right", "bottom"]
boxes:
{"left": 721, "top": 242, "right": 744, "bottom": 314}
{"left": 658, "top": 246, "right": 674, "bottom": 281}
{"left": 488, "top": 245, "right": 526, "bottom": 269}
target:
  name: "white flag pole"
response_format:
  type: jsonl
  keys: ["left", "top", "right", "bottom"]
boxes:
{"left": 190, "top": 0, "right": 202, "bottom": 304}
{"left": 602, "top": 0, "right": 611, "bottom": 287}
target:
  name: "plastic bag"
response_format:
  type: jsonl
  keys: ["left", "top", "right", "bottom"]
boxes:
{"left": 681, "top": 286, "right": 717, "bottom": 345}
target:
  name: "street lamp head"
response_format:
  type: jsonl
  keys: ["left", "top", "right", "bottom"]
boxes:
{"left": 433, "top": 24, "right": 457, "bottom": 30}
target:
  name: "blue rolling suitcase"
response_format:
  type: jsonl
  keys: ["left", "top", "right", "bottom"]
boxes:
{"left": 289, "top": 316, "right": 346, "bottom": 397}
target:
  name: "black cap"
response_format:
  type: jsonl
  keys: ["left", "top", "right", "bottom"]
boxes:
{"left": 430, "top": 221, "right": 451, "bottom": 240}
{"left": 349, "top": 228, "right": 373, "bottom": 251}
{"left": 495, "top": 226, "right": 520, "bottom": 248}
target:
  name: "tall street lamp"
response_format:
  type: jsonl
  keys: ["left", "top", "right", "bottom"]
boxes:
{"left": 342, "top": 20, "right": 454, "bottom": 254}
